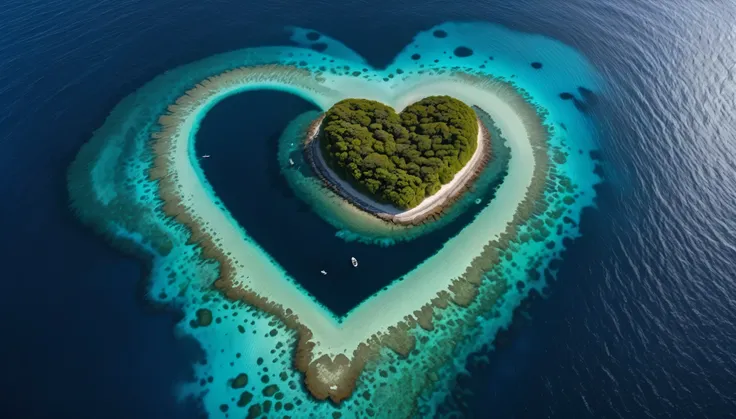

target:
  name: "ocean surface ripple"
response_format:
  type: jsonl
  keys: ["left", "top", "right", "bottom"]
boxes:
{"left": 1, "top": 0, "right": 735, "bottom": 417}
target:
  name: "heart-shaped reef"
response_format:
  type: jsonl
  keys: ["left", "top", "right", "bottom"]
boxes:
{"left": 67, "top": 22, "right": 601, "bottom": 419}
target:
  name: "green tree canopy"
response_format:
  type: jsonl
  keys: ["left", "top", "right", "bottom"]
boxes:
{"left": 321, "top": 96, "right": 479, "bottom": 209}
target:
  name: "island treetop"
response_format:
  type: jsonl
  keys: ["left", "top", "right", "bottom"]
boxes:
{"left": 320, "top": 95, "right": 479, "bottom": 209}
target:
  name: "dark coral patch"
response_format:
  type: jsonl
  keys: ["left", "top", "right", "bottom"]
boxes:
{"left": 195, "top": 308, "right": 212, "bottom": 327}
{"left": 411, "top": 53, "right": 421, "bottom": 60}
{"left": 578, "top": 86, "right": 598, "bottom": 105}
{"left": 263, "top": 384, "right": 279, "bottom": 397}
{"left": 531, "top": 62, "right": 543, "bottom": 69}
{"left": 559, "top": 92, "right": 574, "bottom": 100}
{"left": 237, "top": 391, "right": 254, "bottom": 407}
{"left": 311, "top": 42, "right": 328, "bottom": 53}
{"left": 573, "top": 99, "right": 589, "bottom": 113}
{"left": 453, "top": 46, "right": 473, "bottom": 57}
{"left": 306, "top": 31, "right": 321, "bottom": 41}
{"left": 247, "top": 404, "right": 261, "bottom": 418}
{"left": 231, "top": 373, "right": 249, "bottom": 389}
{"left": 433, "top": 29, "right": 448, "bottom": 38}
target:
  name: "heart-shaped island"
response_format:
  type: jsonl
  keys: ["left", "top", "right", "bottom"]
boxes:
{"left": 304, "top": 96, "right": 490, "bottom": 224}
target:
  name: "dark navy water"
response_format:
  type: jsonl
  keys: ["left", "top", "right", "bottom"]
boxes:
{"left": 2, "top": 0, "right": 736, "bottom": 418}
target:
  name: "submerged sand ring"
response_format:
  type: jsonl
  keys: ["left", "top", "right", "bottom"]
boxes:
{"left": 68, "top": 22, "right": 600, "bottom": 418}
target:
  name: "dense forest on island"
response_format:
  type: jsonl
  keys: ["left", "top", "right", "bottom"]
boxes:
{"left": 320, "top": 96, "right": 479, "bottom": 209}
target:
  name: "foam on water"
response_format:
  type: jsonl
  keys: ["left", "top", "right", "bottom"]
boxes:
{"left": 67, "top": 22, "right": 601, "bottom": 418}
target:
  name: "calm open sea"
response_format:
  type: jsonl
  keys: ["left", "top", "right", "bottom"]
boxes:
{"left": 1, "top": 0, "right": 735, "bottom": 418}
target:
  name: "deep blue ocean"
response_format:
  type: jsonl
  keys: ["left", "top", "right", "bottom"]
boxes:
{"left": 2, "top": 0, "right": 736, "bottom": 418}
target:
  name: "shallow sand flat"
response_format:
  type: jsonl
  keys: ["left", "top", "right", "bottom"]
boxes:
{"left": 165, "top": 73, "right": 535, "bottom": 356}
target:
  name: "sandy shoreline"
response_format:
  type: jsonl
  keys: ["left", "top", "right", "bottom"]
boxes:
{"left": 146, "top": 66, "right": 545, "bottom": 402}
{"left": 303, "top": 116, "right": 491, "bottom": 225}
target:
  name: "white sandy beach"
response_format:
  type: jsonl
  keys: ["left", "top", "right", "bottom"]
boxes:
{"left": 164, "top": 71, "right": 535, "bottom": 363}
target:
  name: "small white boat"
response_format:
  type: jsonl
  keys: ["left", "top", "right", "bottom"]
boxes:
{"left": 351, "top": 257, "right": 358, "bottom": 268}
{"left": 320, "top": 270, "right": 327, "bottom": 275}
{"left": 202, "top": 154, "right": 210, "bottom": 158}
{"left": 289, "top": 158, "right": 295, "bottom": 166}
